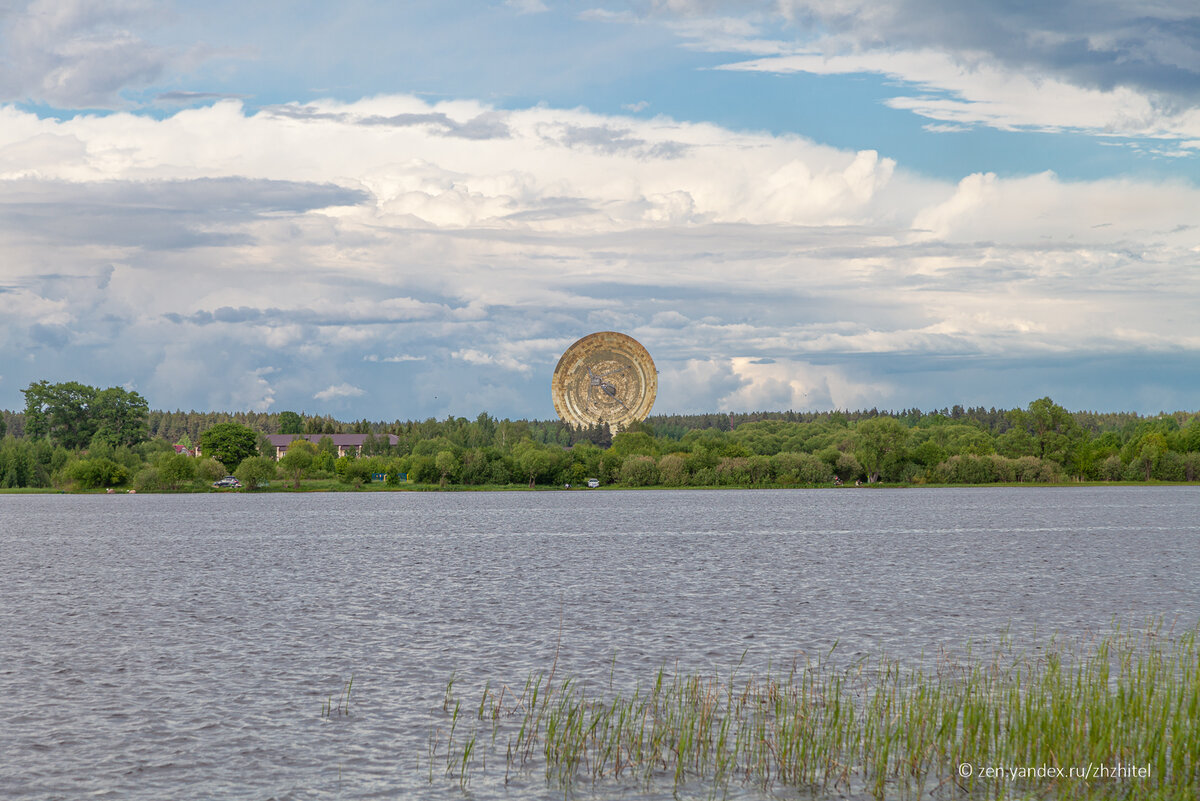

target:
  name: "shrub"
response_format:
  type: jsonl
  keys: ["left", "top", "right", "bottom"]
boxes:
{"left": 714, "top": 457, "right": 750, "bottom": 486}
{"left": 1034, "top": 459, "right": 1064, "bottom": 483}
{"left": 0, "top": 439, "right": 40, "bottom": 488}
{"left": 746, "top": 455, "right": 774, "bottom": 485}
{"left": 65, "top": 457, "right": 128, "bottom": 489}
{"left": 833, "top": 453, "right": 864, "bottom": 483}
{"left": 488, "top": 458, "right": 514, "bottom": 485}
{"left": 195, "top": 458, "right": 227, "bottom": 484}
{"left": 1013, "top": 456, "right": 1044, "bottom": 482}
{"left": 156, "top": 452, "right": 196, "bottom": 490}
{"left": 336, "top": 456, "right": 373, "bottom": 486}
{"left": 657, "top": 453, "right": 688, "bottom": 486}
{"left": 929, "top": 455, "right": 994, "bottom": 484}
{"left": 234, "top": 456, "right": 277, "bottom": 490}
{"left": 771, "top": 452, "right": 834, "bottom": 485}
{"left": 986, "top": 455, "right": 1016, "bottom": 483}
{"left": 1154, "top": 451, "right": 1187, "bottom": 482}
{"left": 133, "top": 466, "right": 162, "bottom": 492}
{"left": 1099, "top": 455, "right": 1124, "bottom": 481}
{"left": 620, "top": 455, "right": 659, "bottom": 487}
{"left": 1186, "top": 453, "right": 1200, "bottom": 482}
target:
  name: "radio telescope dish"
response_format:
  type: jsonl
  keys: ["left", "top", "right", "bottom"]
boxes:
{"left": 552, "top": 332, "right": 656, "bottom": 432}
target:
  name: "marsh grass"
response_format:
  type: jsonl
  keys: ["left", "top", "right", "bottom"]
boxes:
{"left": 321, "top": 675, "right": 354, "bottom": 718}
{"left": 430, "top": 622, "right": 1200, "bottom": 798}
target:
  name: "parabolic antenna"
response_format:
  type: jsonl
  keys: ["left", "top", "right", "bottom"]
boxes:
{"left": 552, "top": 331, "right": 657, "bottom": 432}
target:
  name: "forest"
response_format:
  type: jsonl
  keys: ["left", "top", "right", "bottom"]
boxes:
{"left": 2, "top": 380, "right": 1200, "bottom": 491}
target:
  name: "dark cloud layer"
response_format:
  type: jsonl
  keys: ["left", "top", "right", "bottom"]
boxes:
{"left": 779, "top": 0, "right": 1200, "bottom": 101}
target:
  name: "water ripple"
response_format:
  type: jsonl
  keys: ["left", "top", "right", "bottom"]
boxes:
{"left": 2, "top": 487, "right": 1199, "bottom": 799}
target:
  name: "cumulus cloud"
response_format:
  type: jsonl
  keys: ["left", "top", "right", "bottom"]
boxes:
{"left": 720, "top": 358, "right": 891, "bottom": 411}
{"left": 313, "top": 383, "right": 365, "bottom": 401}
{"left": 2, "top": 94, "right": 1200, "bottom": 416}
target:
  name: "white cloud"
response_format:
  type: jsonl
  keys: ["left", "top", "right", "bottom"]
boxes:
{"left": 719, "top": 49, "right": 1200, "bottom": 142}
{"left": 719, "top": 357, "right": 889, "bottom": 411}
{"left": 313, "top": 383, "right": 365, "bottom": 401}
{"left": 452, "top": 349, "right": 532, "bottom": 374}
{"left": 608, "top": 1, "right": 1200, "bottom": 144}
{"left": 2, "top": 93, "right": 1200, "bottom": 416}
{"left": 0, "top": 0, "right": 186, "bottom": 107}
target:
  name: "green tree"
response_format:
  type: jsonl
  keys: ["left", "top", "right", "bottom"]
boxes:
{"left": 157, "top": 452, "right": 196, "bottom": 490}
{"left": 434, "top": 450, "right": 460, "bottom": 486}
{"left": 234, "top": 456, "right": 277, "bottom": 490}
{"left": 23, "top": 380, "right": 98, "bottom": 449}
{"left": 995, "top": 427, "right": 1036, "bottom": 459}
{"left": 610, "top": 431, "right": 659, "bottom": 458}
{"left": 1130, "top": 432, "right": 1169, "bottom": 481}
{"left": 200, "top": 422, "right": 259, "bottom": 472}
{"left": 0, "top": 439, "right": 37, "bottom": 487}
{"left": 517, "top": 446, "right": 554, "bottom": 488}
{"left": 278, "top": 411, "right": 304, "bottom": 435}
{"left": 91, "top": 386, "right": 150, "bottom": 448}
{"left": 1011, "top": 397, "right": 1081, "bottom": 466}
{"left": 853, "top": 417, "right": 909, "bottom": 483}
{"left": 1180, "top": 418, "right": 1200, "bottom": 452}
{"left": 278, "top": 439, "right": 316, "bottom": 488}
{"left": 21, "top": 380, "right": 149, "bottom": 450}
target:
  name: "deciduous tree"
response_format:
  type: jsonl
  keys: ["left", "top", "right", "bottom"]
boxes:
{"left": 854, "top": 417, "right": 909, "bottom": 483}
{"left": 23, "top": 380, "right": 98, "bottom": 449}
{"left": 278, "top": 439, "right": 316, "bottom": 488}
{"left": 92, "top": 387, "right": 150, "bottom": 448}
{"left": 234, "top": 455, "right": 277, "bottom": 490}
{"left": 278, "top": 411, "right": 303, "bottom": 435}
{"left": 21, "top": 380, "right": 148, "bottom": 450}
{"left": 200, "top": 422, "right": 259, "bottom": 472}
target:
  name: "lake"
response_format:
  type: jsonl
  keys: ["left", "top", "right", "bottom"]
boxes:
{"left": 3, "top": 487, "right": 1199, "bottom": 799}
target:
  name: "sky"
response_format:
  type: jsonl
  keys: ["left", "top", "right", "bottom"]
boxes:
{"left": 2, "top": 0, "right": 1200, "bottom": 421}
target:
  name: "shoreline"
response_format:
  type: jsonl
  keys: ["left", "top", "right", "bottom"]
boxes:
{"left": 6, "top": 480, "right": 1200, "bottom": 495}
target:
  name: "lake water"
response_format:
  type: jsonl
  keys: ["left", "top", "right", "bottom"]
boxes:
{"left": 3, "top": 487, "right": 1199, "bottom": 800}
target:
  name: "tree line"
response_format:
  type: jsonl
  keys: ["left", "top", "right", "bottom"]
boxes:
{"left": 4, "top": 380, "right": 1200, "bottom": 490}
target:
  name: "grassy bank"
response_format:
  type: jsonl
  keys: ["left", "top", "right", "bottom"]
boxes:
{"left": 430, "top": 622, "right": 1200, "bottom": 798}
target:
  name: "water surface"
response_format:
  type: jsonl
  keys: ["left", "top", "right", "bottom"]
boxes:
{"left": 2, "top": 487, "right": 1198, "bottom": 799}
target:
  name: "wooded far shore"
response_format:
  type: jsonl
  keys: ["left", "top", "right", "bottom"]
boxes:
{"left": 3, "top": 380, "right": 1200, "bottom": 491}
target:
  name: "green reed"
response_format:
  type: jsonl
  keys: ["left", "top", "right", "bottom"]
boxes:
{"left": 430, "top": 621, "right": 1200, "bottom": 799}
{"left": 321, "top": 675, "right": 354, "bottom": 718}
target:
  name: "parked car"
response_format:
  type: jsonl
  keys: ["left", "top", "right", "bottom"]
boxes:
{"left": 213, "top": 476, "right": 241, "bottom": 488}
{"left": 587, "top": 478, "right": 600, "bottom": 488}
